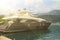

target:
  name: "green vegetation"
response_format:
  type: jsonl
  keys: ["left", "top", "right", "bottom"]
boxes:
{"left": 0, "top": 20, "right": 5, "bottom": 25}
{"left": 0, "top": 15, "right": 5, "bottom": 19}
{"left": 0, "top": 15, "right": 5, "bottom": 25}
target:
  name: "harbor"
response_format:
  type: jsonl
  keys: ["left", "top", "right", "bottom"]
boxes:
{"left": 0, "top": 0, "right": 60, "bottom": 40}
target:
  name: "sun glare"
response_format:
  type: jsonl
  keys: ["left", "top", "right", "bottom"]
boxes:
{"left": 0, "top": 0, "right": 18, "bottom": 15}
{"left": 0, "top": 0, "right": 44, "bottom": 15}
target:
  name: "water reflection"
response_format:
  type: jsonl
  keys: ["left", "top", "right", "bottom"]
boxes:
{"left": 0, "top": 23, "right": 60, "bottom": 40}
{"left": 0, "top": 29, "right": 50, "bottom": 40}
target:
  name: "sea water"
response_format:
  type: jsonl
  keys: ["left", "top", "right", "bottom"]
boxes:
{"left": 0, "top": 23, "right": 60, "bottom": 40}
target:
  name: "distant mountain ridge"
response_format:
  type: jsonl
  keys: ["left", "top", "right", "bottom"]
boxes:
{"left": 48, "top": 10, "right": 60, "bottom": 15}
{"left": 35, "top": 10, "right": 60, "bottom": 23}
{"left": 38, "top": 15, "right": 60, "bottom": 23}
{"left": 36, "top": 10, "right": 60, "bottom": 15}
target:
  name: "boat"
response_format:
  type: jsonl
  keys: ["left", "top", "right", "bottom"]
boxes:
{"left": 0, "top": 8, "right": 51, "bottom": 32}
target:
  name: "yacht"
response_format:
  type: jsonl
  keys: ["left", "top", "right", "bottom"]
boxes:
{"left": 0, "top": 9, "right": 51, "bottom": 32}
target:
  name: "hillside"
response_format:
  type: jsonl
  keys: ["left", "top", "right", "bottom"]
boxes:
{"left": 38, "top": 15, "right": 60, "bottom": 23}
{"left": 48, "top": 10, "right": 60, "bottom": 15}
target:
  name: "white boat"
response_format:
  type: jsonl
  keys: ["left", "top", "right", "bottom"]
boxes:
{"left": 0, "top": 9, "right": 51, "bottom": 32}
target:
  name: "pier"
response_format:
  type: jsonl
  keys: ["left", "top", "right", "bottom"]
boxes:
{"left": 0, "top": 35, "right": 12, "bottom": 40}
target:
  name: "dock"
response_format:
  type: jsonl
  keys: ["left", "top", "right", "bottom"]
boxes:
{"left": 0, "top": 35, "right": 12, "bottom": 40}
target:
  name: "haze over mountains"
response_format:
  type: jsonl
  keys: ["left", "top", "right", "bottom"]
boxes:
{"left": 36, "top": 10, "right": 60, "bottom": 23}
{"left": 37, "top": 10, "right": 60, "bottom": 15}
{"left": 47, "top": 10, "right": 60, "bottom": 15}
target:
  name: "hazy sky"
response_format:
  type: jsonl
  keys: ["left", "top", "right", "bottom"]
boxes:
{"left": 0, "top": 0, "right": 60, "bottom": 15}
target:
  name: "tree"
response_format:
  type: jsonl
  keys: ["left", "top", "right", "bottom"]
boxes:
{"left": 0, "top": 15, "right": 5, "bottom": 19}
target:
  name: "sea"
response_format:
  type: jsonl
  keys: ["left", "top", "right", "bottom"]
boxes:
{"left": 0, "top": 23, "right": 60, "bottom": 40}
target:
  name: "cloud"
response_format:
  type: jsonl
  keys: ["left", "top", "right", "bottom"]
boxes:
{"left": 52, "top": 1, "right": 60, "bottom": 10}
{"left": 24, "top": 0, "right": 44, "bottom": 6}
{"left": 0, "top": 0, "right": 20, "bottom": 15}
{"left": 28, "top": 0, "right": 60, "bottom": 13}
{"left": 0, "top": 0, "right": 60, "bottom": 15}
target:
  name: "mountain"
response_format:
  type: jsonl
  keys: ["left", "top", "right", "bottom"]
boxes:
{"left": 36, "top": 10, "right": 60, "bottom": 15}
{"left": 36, "top": 10, "right": 60, "bottom": 23}
{"left": 38, "top": 15, "right": 60, "bottom": 23}
{"left": 48, "top": 10, "right": 60, "bottom": 15}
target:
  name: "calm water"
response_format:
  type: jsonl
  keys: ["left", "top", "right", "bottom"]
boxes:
{"left": 0, "top": 23, "right": 60, "bottom": 40}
